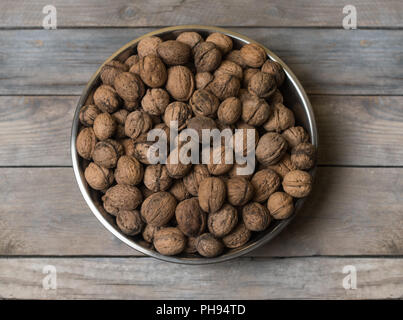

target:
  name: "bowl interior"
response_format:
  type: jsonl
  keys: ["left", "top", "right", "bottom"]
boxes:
{"left": 71, "top": 26, "right": 317, "bottom": 264}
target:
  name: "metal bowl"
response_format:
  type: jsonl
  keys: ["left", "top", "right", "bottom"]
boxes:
{"left": 71, "top": 25, "right": 318, "bottom": 264}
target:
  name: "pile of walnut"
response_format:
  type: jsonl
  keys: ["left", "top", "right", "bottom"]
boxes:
{"left": 76, "top": 31, "right": 316, "bottom": 258}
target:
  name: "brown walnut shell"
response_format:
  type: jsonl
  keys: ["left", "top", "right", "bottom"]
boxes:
{"left": 93, "top": 112, "right": 116, "bottom": 141}
{"left": 116, "top": 210, "right": 144, "bottom": 236}
{"left": 207, "top": 203, "right": 238, "bottom": 238}
{"left": 261, "top": 60, "right": 285, "bottom": 87}
{"left": 282, "top": 126, "right": 310, "bottom": 149}
{"left": 157, "top": 40, "right": 191, "bottom": 65}
{"left": 195, "top": 72, "right": 214, "bottom": 89}
{"left": 207, "top": 145, "right": 234, "bottom": 175}
{"left": 141, "top": 191, "right": 177, "bottom": 227}
{"left": 176, "top": 32, "right": 203, "bottom": 50}
{"left": 93, "top": 85, "right": 120, "bottom": 113}
{"left": 263, "top": 103, "right": 295, "bottom": 132}
{"left": 267, "top": 192, "right": 294, "bottom": 220}
{"left": 102, "top": 184, "right": 143, "bottom": 213}
{"left": 142, "top": 224, "right": 160, "bottom": 243}
{"left": 76, "top": 127, "right": 97, "bottom": 160}
{"left": 226, "top": 177, "right": 254, "bottom": 206}
{"left": 195, "top": 233, "right": 224, "bottom": 258}
{"left": 114, "top": 155, "right": 143, "bottom": 186}
{"left": 282, "top": 170, "right": 313, "bottom": 198}
{"left": 133, "top": 141, "right": 156, "bottom": 164}
{"left": 217, "top": 97, "right": 242, "bottom": 125}
{"left": 251, "top": 169, "right": 280, "bottom": 203}
{"left": 240, "top": 43, "right": 267, "bottom": 68}
{"left": 125, "top": 110, "right": 153, "bottom": 140}
{"left": 242, "top": 68, "right": 260, "bottom": 88}
{"left": 137, "top": 36, "right": 162, "bottom": 58}
{"left": 248, "top": 71, "right": 276, "bottom": 98}
{"left": 100, "top": 60, "right": 128, "bottom": 86}
{"left": 165, "top": 148, "right": 193, "bottom": 179}
{"left": 242, "top": 202, "right": 271, "bottom": 231}
{"left": 198, "top": 177, "right": 226, "bottom": 213}
{"left": 266, "top": 153, "right": 296, "bottom": 179}
{"left": 291, "top": 142, "right": 316, "bottom": 170}
{"left": 139, "top": 55, "right": 167, "bottom": 88}
{"left": 194, "top": 42, "right": 222, "bottom": 72}
{"left": 79, "top": 105, "right": 101, "bottom": 127}
{"left": 84, "top": 162, "right": 114, "bottom": 190}
{"left": 206, "top": 32, "right": 233, "bottom": 54}
{"left": 175, "top": 197, "right": 207, "bottom": 237}
{"left": 169, "top": 180, "right": 191, "bottom": 202}
{"left": 143, "top": 164, "right": 172, "bottom": 192}
{"left": 214, "top": 60, "right": 243, "bottom": 79}
{"left": 114, "top": 72, "right": 145, "bottom": 103}
{"left": 163, "top": 101, "right": 192, "bottom": 130}
{"left": 125, "top": 54, "right": 140, "bottom": 68}
{"left": 186, "top": 116, "right": 217, "bottom": 143}
{"left": 207, "top": 74, "right": 240, "bottom": 101}
{"left": 241, "top": 94, "right": 271, "bottom": 126}
{"left": 226, "top": 50, "right": 247, "bottom": 68}
{"left": 92, "top": 139, "right": 123, "bottom": 168}
{"left": 165, "top": 65, "right": 195, "bottom": 101}
{"left": 222, "top": 222, "right": 251, "bottom": 248}
{"left": 183, "top": 164, "right": 211, "bottom": 196}
{"left": 153, "top": 227, "right": 186, "bottom": 256}
{"left": 256, "top": 132, "right": 288, "bottom": 166}
{"left": 189, "top": 89, "right": 220, "bottom": 117}
{"left": 141, "top": 88, "right": 170, "bottom": 116}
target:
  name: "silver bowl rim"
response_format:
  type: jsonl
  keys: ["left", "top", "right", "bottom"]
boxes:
{"left": 71, "top": 25, "right": 318, "bottom": 265}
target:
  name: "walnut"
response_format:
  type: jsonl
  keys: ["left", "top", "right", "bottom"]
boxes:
{"left": 92, "top": 139, "right": 123, "bottom": 168}
{"left": 114, "top": 72, "right": 145, "bottom": 103}
{"left": 157, "top": 40, "right": 191, "bottom": 65}
{"left": 248, "top": 71, "right": 276, "bottom": 98}
{"left": 165, "top": 66, "right": 195, "bottom": 101}
{"left": 261, "top": 60, "right": 285, "bottom": 87}
{"left": 207, "top": 145, "right": 234, "bottom": 175}
{"left": 241, "top": 94, "right": 271, "bottom": 126}
{"left": 242, "top": 68, "right": 260, "bottom": 88}
{"left": 176, "top": 32, "right": 203, "bottom": 50}
{"left": 112, "top": 109, "right": 129, "bottom": 139}
{"left": 100, "top": 60, "right": 128, "bottom": 86}
{"left": 186, "top": 116, "right": 217, "bottom": 142}
{"left": 263, "top": 103, "right": 295, "bottom": 132}
{"left": 93, "top": 112, "right": 116, "bottom": 140}
{"left": 184, "top": 236, "right": 198, "bottom": 254}
{"left": 116, "top": 210, "right": 144, "bottom": 236}
{"left": 267, "top": 192, "right": 294, "bottom": 220}
{"left": 139, "top": 55, "right": 167, "bottom": 88}
{"left": 153, "top": 227, "right": 186, "bottom": 256}
{"left": 144, "top": 164, "right": 172, "bottom": 192}
{"left": 195, "top": 72, "right": 214, "bottom": 89}
{"left": 93, "top": 85, "right": 120, "bottom": 113}
{"left": 195, "top": 233, "right": 224, "bottom": 257}
{"left": 163, "top": 101, "right": 192, "bottom": 130}
{"left": 222, "top": 222, "right": 251, "bottom": 248}
{"left": 124, "top": 110, "right": 153, "bottom": 140}
{"left": 102, "top": 184, "right": 143, "bottom": 215}
{"left": 194, "top": 42, "right": 222, "bottom": 72}
{"left": 79, "top": 104, "right": 101, "bottom": 127}
{"left": 141, "top": 191, "right": 177, "bottom": 227}
{"left": 84, "top": 162, "right": 114, "bottom": 190}
{"left": 76, "top": 127, "right": 97, "bottom": 160}
{"left": 291, "top": 143, "right": 316, "bottom": 170}
{"left": 267, "top": 153, "right": 296, "bottom": 179}
{"left": 119, "top": 138, "right": 136, "bottom": 157}
{"left": 268, "top": 89, "right": 284, "bottom": 105}
{"left": 226, "top": 177, "right": 254, "bottom": 206}
{"left": 256, "top": 132, "right": 288, "bottom": 166}
{"left": 129, "top": 61, "right": 141, "bottom": 75}
{"left": 137, "top": 36, "right": 162, "bottom": 58}
{"left": 282, "top": 126, "right": 309, "bottom": 148}
{"left": 233, "top": 123, "right": 259, "bottom": 156}
{"left": 123, "top": 99, "right": 139, "bottom": 112}
{"left": 242, "top": 202, "right": 271, "bottom": 231}
{"left": 175, "top": 197, "right": 206, "bottom": 237}
{"left": 207, "top": 74, "right": 240, "bottom": 101}
{"left": 133, "top": 141, "right": 156, "bottom": 164}
{"left": 282, "top": 170, "right": 313, "bottom": 198}
{"left": 216, "top": 97, "right": 241, "bottom": 125}
{"left": 198, "top": 177, "right": 226, "bottom": 213}
{"left": 240, "top": 43, "right": 267, "bottom": 68}
{"left": 207, "top": 203, "right": 238, "bottom": 237}
{"left": 226, "top": 50, "right": 247, "bottom": 68}
{"left": 142, "top": 224, "right": 160, "bottom": 243}
{"left": 169, "top": 180, "right": 191, "bottom": 201}
{"left": 206, "top": 32, "right": 233, "bottom": 54}
{"left": 228, "top": 162, "right": 255, "bottom": 180}
{"left": 141, "top": 88, "right": 170, "bottom": 116}
{"left": 214, "top": 60, "right": 243, "bottom": 79}
{"left": 183, "top": 164, "right": 210, "bottom": 196}
{"left": 251, "top": 169, "right": 280, "bottom": 202}
{"left": 114, "top": 155, "right": 143, "bottom": 186}
{"left": 166, "top": 147, "right": 193, "bottom": 179}
{"left": 125, "top": 54, "right": 140, "bottom": 68}
{"left": 189, "top": 89, "right": 220, "bottom": 117}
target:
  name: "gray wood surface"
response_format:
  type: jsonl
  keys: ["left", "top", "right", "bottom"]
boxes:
{"left": 1, "top": 167, "right": 403, "bottom": 257}
{"left": 0, "top": 0, "right": 402, "bottom": 28}
{"left": 1, "top": 95, "right": 402, "bottom": 167}
{"left": 1, "top": 257, "right": 403, "bottom": 299}
{"left": 1, "top": 28, "right": 403, "bottom": 95}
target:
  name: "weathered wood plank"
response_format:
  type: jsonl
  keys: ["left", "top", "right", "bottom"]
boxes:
{"left": 1, "top": 167, "right": 403, "bottom": 257}
{"left": 0, "top": 28, "right": 402, "bottom": 95}
{"left": 1, "top": 95, "right": 402, "bottom": 167}
{"left": 1, "top": 257, "right": 402, "bottom": 299}
{"left": 0, "top": 0, "right": 402, "bottom": 28}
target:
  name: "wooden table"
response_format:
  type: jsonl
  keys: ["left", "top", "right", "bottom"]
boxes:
{"left": 1, "top": 0, "right": 403, "bottom": 299}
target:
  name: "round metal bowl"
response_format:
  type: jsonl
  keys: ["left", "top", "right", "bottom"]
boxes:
{"left": 71, "top": 25, "right": 318, "bottom": 264}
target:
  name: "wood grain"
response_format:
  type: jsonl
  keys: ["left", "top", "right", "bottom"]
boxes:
{"left": 1, "top": 167, "right": 403, "bottom": 257}
{"left": 1, "top": 257, "right": 403, "bottom": 299}
{"left": 1, "top": 95, "right": 402, "bottom": 166}
{"left": 0, "top": 28, "right": 402, "bottom": 95}
{"left": 0, "top": 0, "right": 402, "bottom": 28}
